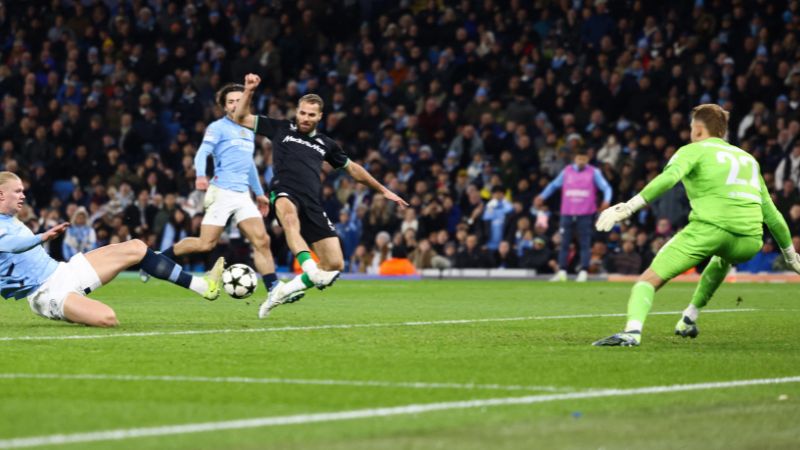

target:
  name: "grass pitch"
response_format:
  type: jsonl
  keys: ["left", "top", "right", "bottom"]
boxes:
{"left": 1, "top": 278, "right": 798, "bottom": 449}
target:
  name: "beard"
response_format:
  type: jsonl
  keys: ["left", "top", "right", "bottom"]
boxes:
{"left": 298, "top": 121, "right": 316, "bottom": 133}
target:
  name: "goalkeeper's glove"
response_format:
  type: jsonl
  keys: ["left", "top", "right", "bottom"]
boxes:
{"left": 595, "top": 194, "right": 647, "bottom": 232}
{"left": 781, "top": 245, "right": 800, "bottom": 274}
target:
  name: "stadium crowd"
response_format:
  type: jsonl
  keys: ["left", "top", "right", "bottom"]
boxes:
{"left": 2, "top": 0, "right": 800, "bottom": 275}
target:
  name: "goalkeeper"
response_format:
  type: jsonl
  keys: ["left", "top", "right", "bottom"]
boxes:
{"left": 593, "top": 104, "right": 800, "bottom": 347}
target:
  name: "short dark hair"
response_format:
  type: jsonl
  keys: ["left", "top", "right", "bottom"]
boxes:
{"left": 216, "top": 83, "right": 244, "bottom": 108}
{"left": 574, "top": 147, "right": 589, "bottom": 157}
{"left": 692, "top": 103, "right": 729, "bottom": 138}
{"left": 298, "top": 93, "right": 324, "bottom": 111}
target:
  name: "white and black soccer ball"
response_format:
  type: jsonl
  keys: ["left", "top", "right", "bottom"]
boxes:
{"left": 222, "top": 263, "right": 258, "bottom": 299}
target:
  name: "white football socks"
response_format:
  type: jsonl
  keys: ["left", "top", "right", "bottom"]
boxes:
{"left": 683, "top": 304, "right": 699, "bottom": 322}
{"left": 301, "top": 259, "right": 319, "bottom": 275}
{"left": 285, "top": 274, "right": 308, "bottom": 292}
{"left": 189, "top": 277, "right": 208, "bottom": 295}
{"left": 624, "top": 320, "right": 643, "bottom": 333}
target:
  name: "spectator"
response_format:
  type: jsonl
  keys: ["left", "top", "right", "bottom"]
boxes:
{"left": 775, "top": 179, "right": 800, "bottom": 218}
{"left": 349, "top": 244, "right": 370, "bottom": 274}
{"left": 409, "top": 239, "right": 437, "bottom": 269}
{"left": 335, "top": 209, "right": 362, "bottom": 266}
{"left": 521, "top": 236, "right": 556, "bottom": 274}
{"left": 455, "top": 234, "right": 491, "bottom": 268}
{"left": 493, "top": 240, "right": 519, "bottom": 269}
{"left": 2, "top": 0, "right": 800, "bottom": 275}
{"left": 588, "top": 241, "right": 609, "bottom": 275}
{"left": 610, "top": 236, "right": 642, "bottom": 275}
{"left": 62, "top": 207, "right": 97, "bottom": 261}
{"left": 448, "top": 125, "right": 484, "bottom": 168}
{"left": 482, "top": 186, "right": 514, "bottom": 251}
{"left": 536, "top": 148, "right": 612, "bottom": 282}
{"left": 400, "top": 208, "right": 419, "bottom": 235}
{"left": 158, "top": 208, "right": 190, "bottom": 254}
{"left": 367, "top": 231, "right": 392, "bottom": 274}
{"left": 775, "top": 144, "right": 800, "bottom": 191}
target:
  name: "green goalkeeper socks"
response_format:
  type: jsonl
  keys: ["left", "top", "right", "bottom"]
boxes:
{"left": 690, "top": 256, "right": 730, "bottom": 309}
{"left": 625, "top": 281, "right": 656, "bottom": 332}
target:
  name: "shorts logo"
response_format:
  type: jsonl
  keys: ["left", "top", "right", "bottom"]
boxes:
{"left": 323, "top": 212, "right": 335, "bottom": 231}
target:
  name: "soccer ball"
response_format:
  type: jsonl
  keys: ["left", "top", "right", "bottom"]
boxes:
{"left": 222, "top": 263, "right": 258, "bottom": 299}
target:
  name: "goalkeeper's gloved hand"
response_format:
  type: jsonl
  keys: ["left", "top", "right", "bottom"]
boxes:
{"left": 781, "top": 245, "right": 800, "bottom": 274}
{"left": 595, "top": 195, "right": 647, "bottom": 232}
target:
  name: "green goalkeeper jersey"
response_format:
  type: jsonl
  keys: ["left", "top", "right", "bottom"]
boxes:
{"left": 640, "top": 137, "right": 792, "bottom": 248}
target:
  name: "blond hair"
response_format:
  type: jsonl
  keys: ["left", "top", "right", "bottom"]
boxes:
{"left": 0, "top": 171, "right": 20, "bottom": 186}
{"left": 298, "top": 93, "right": 324, "bottom": 111}
{"left": 692, "top": 104, "right": 729, "bottom": 138}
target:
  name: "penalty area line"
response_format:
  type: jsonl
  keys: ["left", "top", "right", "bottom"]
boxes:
{"left": 0, "top": 372, "right": 573, "bottom": 394}
{"left": 0, "top": 308, "right": 757, "bottom": 342}
{"left": 0, "top": 375, "right": 797, "bottom": 449}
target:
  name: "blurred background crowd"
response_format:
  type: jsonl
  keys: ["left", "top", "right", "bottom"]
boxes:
{"left": 2, "top": 0, "right": 800, "bottom": 275}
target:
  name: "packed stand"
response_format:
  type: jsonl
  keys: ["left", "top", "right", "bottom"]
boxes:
{"left": 2, "top": 0, "right": 800, "bottom": 275}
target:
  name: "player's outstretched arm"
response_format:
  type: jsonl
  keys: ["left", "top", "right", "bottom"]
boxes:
{"left": 41, "top": 222, "right": 70, "bottom": 242}
{"left": 233, "top": 73, "right": 260, "bottom": 130}
{"left": 345, "top": 161, "right": 409, "bottom": 209}
{"left": 248, "top": 161, "right": 269, "bottom": 216}
{"left": 0, "top": 222, "right": 69, "bottom": 253}
{"left": 193, "top": 138, "right": 214, "bottom": 191}
{"left": 759, "top": 176, "right": 800, "bottom": 273}
{"left": 596, "top": 151, "right": 694, "bottom": 232}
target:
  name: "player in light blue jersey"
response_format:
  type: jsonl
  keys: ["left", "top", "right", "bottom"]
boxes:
{"left": 155, "top": 84, "right": 301, "bottom": 302}
{"left": 0, "top": 172, "right": 225, "bottom": 327}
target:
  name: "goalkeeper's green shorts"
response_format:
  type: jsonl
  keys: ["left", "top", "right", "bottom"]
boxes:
{"left": 650, "top": 220, "right": 762, "bottom": 281}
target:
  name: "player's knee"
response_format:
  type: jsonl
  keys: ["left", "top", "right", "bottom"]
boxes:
{"left": 96, "top": 310, "right": 118, "bottom": 328}
{"left": 637, "top": 270, "right": 664, "bottom": 290}
{"left": 130, "top": 239, "right": 148, "bottom": 257}
{"left": 252, "top": 232, "right": 270, "bottom": 249}
{"left": 321, "top": 259, "right": 344, "bottom": 271}
{"left": 710, "top": 256, "right": 729, "bottom": 268}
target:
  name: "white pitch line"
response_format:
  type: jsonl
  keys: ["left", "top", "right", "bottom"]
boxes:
{"left": 0, "top": 308, "right": 756, "bottom": 342}
{"left": 0, "top": 373, "right": 571, "bottom": 393}
{"left": 1, "top": 375, "right": 797, "bottom": 449}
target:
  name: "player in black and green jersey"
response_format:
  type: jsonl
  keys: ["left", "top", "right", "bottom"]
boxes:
{"left": 233, "top": 73, "right": 408, "bottom": 319}
{"left": 593, "top": 104, "right": 800, "bottom": 347}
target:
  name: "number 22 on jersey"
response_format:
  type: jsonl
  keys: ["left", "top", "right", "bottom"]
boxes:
{"left": 716, "top": 151, "right": 760, "bottom": 190}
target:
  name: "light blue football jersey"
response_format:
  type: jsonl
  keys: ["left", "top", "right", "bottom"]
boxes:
{"left": 0, "top": 214, "right": 59, "bottom": 299}
{"left": 195, "top": 116, "right": 263, "bottom": 195}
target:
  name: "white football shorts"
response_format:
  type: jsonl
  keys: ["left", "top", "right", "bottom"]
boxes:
{"left": 27, "top": 253, "right": 103, "bottom": 321}
{"left": 201, "top": 185, "right": 261, "bottom": 227}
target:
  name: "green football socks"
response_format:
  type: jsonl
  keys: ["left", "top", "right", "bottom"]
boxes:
{"left": 625, "top": 281, "right": 655, "bottom": 332}
{"left": 690, "top": 256, "right": 730, "bottom": 310}
{"left": 297, "top": 251, "right": 312, "bottom": 266}
{"left": 300, "top": 272, "right": 315, "bottom": 288}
